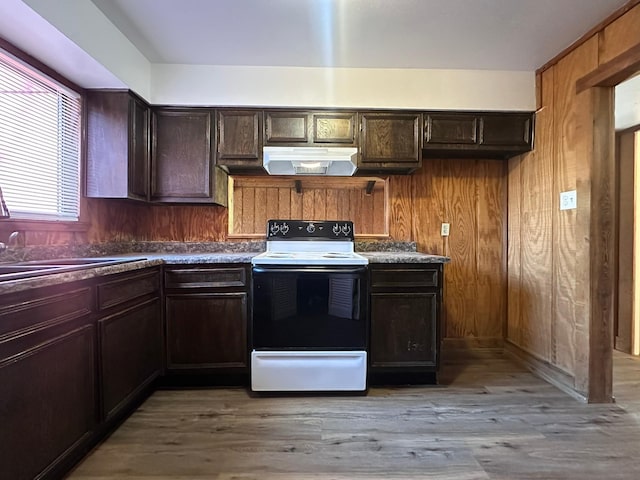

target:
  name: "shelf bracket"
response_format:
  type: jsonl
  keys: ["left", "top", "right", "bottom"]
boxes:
{"left": 365, "top": 180, "right": 376, "bottom": 195}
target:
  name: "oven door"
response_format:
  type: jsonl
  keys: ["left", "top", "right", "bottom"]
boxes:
{"left": 251, "top": 265, "right": 368, "bottom": 391}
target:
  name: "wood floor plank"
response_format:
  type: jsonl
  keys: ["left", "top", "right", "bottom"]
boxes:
{"left": 66, "top": 353, "right": 640, "bottom": 480}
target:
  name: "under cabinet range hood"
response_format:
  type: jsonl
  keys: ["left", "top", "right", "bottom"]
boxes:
{"left": 263, "top": 146, "right": 358, "bottom": 176}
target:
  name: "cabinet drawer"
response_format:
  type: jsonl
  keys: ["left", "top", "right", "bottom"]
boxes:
{"left": 371, "top": 267, "right": 439, "bottom": 288}
{"left": 0, "top": 286, "right": 92, "bottom": 338}
{"left": 164, "top": 267, "right": 247, "bottom": 289}
{"left": 97, "top": 270, "right": 160, "bottom": 311}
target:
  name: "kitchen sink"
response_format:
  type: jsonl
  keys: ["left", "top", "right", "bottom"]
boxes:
{"left": 0, "top": 257, "right": 146, "bottom": 282}
{"left": 18, "top": 257, "right": 141, "bottom": 266}
{"left": 0, "top": 265, "right": 66, "bottom": 274}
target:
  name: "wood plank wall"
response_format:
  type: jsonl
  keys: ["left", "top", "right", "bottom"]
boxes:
{"left": 229, "top": 177, "right": 387, "bottom": 237}
{"left": 507, "top": 3, "right": 640, "bottom": 395}
{"left": 85, "top": 199, "right": 228, "bottom": 243}
{"left": 407, "top": 159, "right": 506, "bottom": 347}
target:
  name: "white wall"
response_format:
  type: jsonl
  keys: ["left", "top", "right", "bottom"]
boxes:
{"left": 7, "top": 0, "right": 536, "bottom": 111}
{"left": 21, "top": 0, "right": 151, "bottom": 98}
{"left": 151, "top": 64, "right": 536, "bottom": 110}
{"left": 616, "top": 75, "right": 640, "bottom": 131}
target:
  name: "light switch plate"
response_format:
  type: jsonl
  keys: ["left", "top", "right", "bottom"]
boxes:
{"left": 560, "top": 190, "right": 577, "bottom": 210}
{"left": 441, "top": 223, "right": 450, "bottom": 236}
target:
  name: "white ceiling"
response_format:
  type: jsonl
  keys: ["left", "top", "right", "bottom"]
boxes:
{"left": 90, "top": 0, "right": 629, "bottom": 71}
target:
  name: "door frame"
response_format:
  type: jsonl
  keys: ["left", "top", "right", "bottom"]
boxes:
{"left": 575, "top": 43, "right": 640, "bottom": 402}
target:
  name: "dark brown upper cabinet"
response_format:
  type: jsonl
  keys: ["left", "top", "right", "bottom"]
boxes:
{"left": 312, "top": 112, "right": 357, "bottom": 144}
{"left": 264, "top": 110, "right": 357, "bottom": 146}
{"left": 86, "top": 90, "right": 150, "bottom": 201}
{"left": 216, "top": 110, "right": 264, "bottom": 174}
{"left": 151, "top": 108, "right": 227, "bottom": 205}
{"left": 480, "top": 113, "right": 533, "bottom": 148}
{"left": 423, "top": 111, "right": 534, "bottom": 158}
{"left": 425, "top": 114, "right": 478, "bottom": 145}
{"left": 358, "top": 112, "right": 422, "bottom": 174}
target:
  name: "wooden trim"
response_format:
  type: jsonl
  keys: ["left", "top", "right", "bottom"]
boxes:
{"left": 617, "top": 123, "right": 640, "bottom": 136}
{"left": 505, "top": 341, "right": 587, "bottom": 403}
{"left": 0, "top": 219, "right": 90, "bottom": 232}
{"left": 576, "top": 43, "right": 640, "bottom": 93}
{"left": 587, "top": 88, "right": 616, "bottom": 403}
{"left": 441, "top": 337, "right": 504, "bottom": 350}
{"left": 537, "top": 0, "right": 640, "bottom": 74}
{"left": 575, "top": 87, "right": 616, "bottom": 403}
{"left": 634, "top": 131, "right": 640, "bottom": 355}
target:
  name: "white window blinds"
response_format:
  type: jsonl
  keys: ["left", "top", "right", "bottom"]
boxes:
{"left": 0, "top": 48, "right": 81, "bottom": 221}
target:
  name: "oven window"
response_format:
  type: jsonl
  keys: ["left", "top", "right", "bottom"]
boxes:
{"left": 252, "top": 270, "right": 367, "bottom": 349}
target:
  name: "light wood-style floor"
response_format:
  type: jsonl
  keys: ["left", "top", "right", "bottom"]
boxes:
{"left": 67, "top": 352, "right": 640, "bottom": 479}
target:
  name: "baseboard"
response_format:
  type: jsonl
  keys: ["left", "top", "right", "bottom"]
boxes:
{"left": 504, "top": 340, "right": 587, "bottom": 403}
{"left": 441, "top": 337, "right": 505, "bottom": 361}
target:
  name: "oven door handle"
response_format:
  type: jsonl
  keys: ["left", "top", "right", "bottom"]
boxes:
{"left": 252, "top": 266, "right": 368, "bottom": 275}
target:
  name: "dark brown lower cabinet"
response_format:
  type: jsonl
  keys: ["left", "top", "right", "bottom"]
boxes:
{"left": 0, "top": 284, "right": 95, "bottom": 480}
{"left": 164, "top": 265, "right": 249, "bottom": 383}
{"left": 369, "top": 263, "right": 443, "bottom": 385}
{"left": 0, "top": 267, "right": 163, "bottom": 480}
{"left": 96, "top": 268, "right": 163, "bottom": 422}
{"left": 99, "top": 299, "right": 162, "bottom": 420}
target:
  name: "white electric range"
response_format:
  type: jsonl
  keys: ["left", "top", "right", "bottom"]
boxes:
{"left": 250, "top": 220, "right": 369, "bottom": 392}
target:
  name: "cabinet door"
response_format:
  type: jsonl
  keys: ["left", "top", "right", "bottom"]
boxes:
{"left": 217, "top": 110, "right": 263, "bottom": 171}
{"left": 166, "top": 292, "right": 248, "bottom": 370}
{"left": 359, "top": 113, "right": 422, "bottom": 172}
{"left": 370, "top": 292, "right": 437, "bottom": 367}
{"left": 480, "top": 113, "right": 533, "bottom": 148}
{"left": 99, "top": 298, "right": 162, "bottom": 420}
{"left": 265, "top": 111, "right": 309, "bottom": 143}
{"left": 129, "top": 96, "right": 150, "bottom": 199}
{"left": 152, "top": 109, "right": 225, "bottom": 203}
{"left": 312, "top": 112, "right": 357, "bottom": 145}
{"left": 422, "top": 111, "right": 534, "bottom": 159}
{"left": 425, "top": 113, "right": 478, "bottom": 145}
{"left": 86, "top": 90, "right": 149, "bottom": 200}
{"left": 0, "top": 325, "right": 95, "bottom": 480}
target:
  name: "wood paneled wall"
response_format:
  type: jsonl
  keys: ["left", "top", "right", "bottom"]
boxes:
{"left": 2, "top": 161, "right": 507, "bottom": 345}
{"left": 406, "top": 160, "right": 506, "bottom": 346}
{"left": 507, "top": 2, "right": 640, "bottom": 397}
{"left": 0, "top": 166, "right": 507, "bottom": 346}
{"left": 85, "top": 199, "right": 228, "bottom": 243}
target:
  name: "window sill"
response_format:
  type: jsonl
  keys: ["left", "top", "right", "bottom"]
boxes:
{"left": 0, "top": 218, "right": 89, "bottom": 232}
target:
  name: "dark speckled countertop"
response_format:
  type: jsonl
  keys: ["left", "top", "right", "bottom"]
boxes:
{"left": 361, "top": 252, "right": 450, "bottom": 263}
{"left": 0, "top": 241, "right": 449, "bottom": 294}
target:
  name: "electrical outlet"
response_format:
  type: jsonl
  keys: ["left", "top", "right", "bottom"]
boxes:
{"left": 560, "top": 190, "right": 577, "bottom": 210}
{"left": 441, "top": 223, "right": 450, "bottom": 236}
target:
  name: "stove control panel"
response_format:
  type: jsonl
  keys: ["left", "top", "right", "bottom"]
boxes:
{"left": 266, "top": 220, "right": 355, "bottom": 240}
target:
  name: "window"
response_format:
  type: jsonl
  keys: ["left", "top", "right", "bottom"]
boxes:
{"left": 0, "top": 48, "right": 81, "bottom": 221}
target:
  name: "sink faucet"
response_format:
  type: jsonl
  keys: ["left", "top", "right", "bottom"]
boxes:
{"left": 8, "top": 231, "right": 24, "bottom": 247}
{"left": 0, "top": 231, "right": 23, "bottom": 253}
